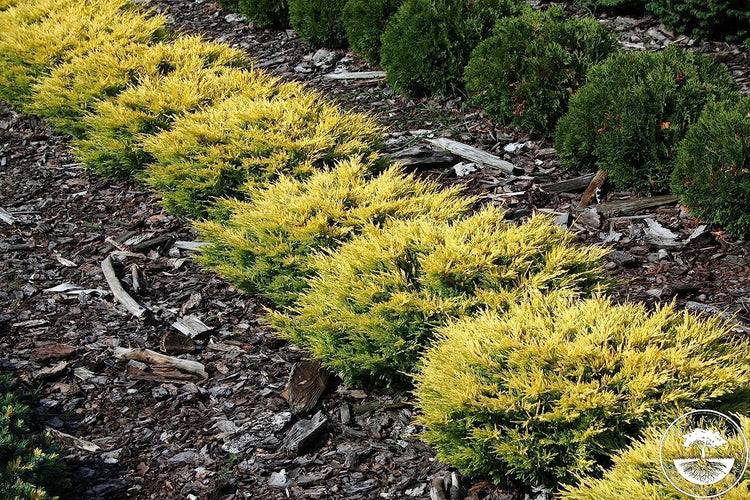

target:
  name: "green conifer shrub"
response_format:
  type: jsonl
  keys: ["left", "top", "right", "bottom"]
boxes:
{"left": 232, "top": 0, "right": 289, "bottom": 28}
{"left": 288, "top": 0, "right": 348, "bottom": 47}
{"left": 0, "top": 376, "right": 68, "bottom": 498}
{"left": 142, "top": 89, "right": 382, "bottom": 218}
{"left": 646, "top": 0, "right": 750, "bottom": 43}
{"left": 194, "top": 158, "right": 473, "bottom": 308}
{"left": 0, "top": 0, "right": 166, "bottom": 106}
{"left": 465, "top": 8, "right": 618, "bottom": 133}
{"left": 29, "top": 36, "right": 248, "bottom": 138}
{"left": 573, "top": 0, "right": 647, "bottom": 12}
{"left": 380, "top": 0, "right": 529, "bottom": 96}
{"left": 342, "top": 0, "right": 404, "bottom": 65}
{"left": 272, "top": 208, "right": 609, "bottom": 386}
{"left": 562, "top": 415, "right": 750, "bottom": 499}
{"left": 555, "top": 47, "right": 738, "bottom": 194}
{"left": 416, "top": 292, "right": 750, "bottom": 489}
{"left": 671, "top": 98, "right": 750, "bottom": 239}
{"left": 73, "top": 56, "right": 283, "bottom": 178}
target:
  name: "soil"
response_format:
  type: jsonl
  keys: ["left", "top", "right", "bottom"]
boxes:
{"left": 1, "top": 1, "right": 749, "bottom": 499}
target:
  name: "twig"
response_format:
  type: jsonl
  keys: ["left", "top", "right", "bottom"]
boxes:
{"left": 113, "top": 347, "right": 208, "bottom": 380}
{"left": 101, "top": 255, "right": 148, "bottom": 318}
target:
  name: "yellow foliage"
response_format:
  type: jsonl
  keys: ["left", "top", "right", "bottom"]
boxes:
{"left": 563, "top": 415, "right": 750, "bottom": 499}
{"left": 29, "top": 35, "right": 249, "bottom": 138}
{"left": 195, "top": 157, "right": 473, "bottom": 307}
{"left": 416, "top": 292, "right": 750, "bottom": 489}
{"left": 142, "top": 88, "right": 382, "bottom": 217}
{"left": 273, "top": 208, "right": 608, "bottom": 386}
{"left": 74, "top": 64, "right": 278, "bottom": 177}
{"left": 0, "top": 0, "right": 166, "bottom": 105}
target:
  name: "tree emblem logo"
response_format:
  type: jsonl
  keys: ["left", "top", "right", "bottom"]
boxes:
{"left": 660, "top": 410, "right": 748, "bottom": 498}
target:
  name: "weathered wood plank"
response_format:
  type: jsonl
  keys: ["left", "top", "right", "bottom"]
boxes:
{"left": 426, "top": 138, "right": 519, "bottom": 175}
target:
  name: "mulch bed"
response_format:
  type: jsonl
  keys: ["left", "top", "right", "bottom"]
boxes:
{"left": 0, "top": 0, "right": 749, "bottom": 498}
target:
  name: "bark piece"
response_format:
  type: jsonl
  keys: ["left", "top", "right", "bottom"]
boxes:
{"left": 0, "top": 207, "right": 16, "bottom": 225}
{"left": 47, "top": 428, "right": 101, "bottom": 452}
{"left": 594, "top": 195, "right": 677, "bottom": 215}
{"left": 281, "top": 361, "right": 329, "bottom": 415}
{"left": 282, "top": 411, "right": 328, "bottom": 456}
{"left": 541, "top": 173, "right": 596, "bottom": 194}
{"left": 389, "top": 145, "right": 456, "bottom": 169}
{"left": 426, "top": 138, "right": 520, "bottom": 175}
{"left": 578, "top": 170, "right": 608, "bottom": 208}
{"left": 172, "top": 315, "right": 212, "bottom": 339}
{"left": 160, "top": 330, "right": 195, "bottom": 354}
{"left": 101, "top": 255, "right": 149, "bottom": 318}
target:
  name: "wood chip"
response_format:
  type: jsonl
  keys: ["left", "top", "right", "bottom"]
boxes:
{"left": 281, "top": 361, "right": 329, "bottom": 415}
{"left": 0, "top": 207, "right": 16, "bottom": 225}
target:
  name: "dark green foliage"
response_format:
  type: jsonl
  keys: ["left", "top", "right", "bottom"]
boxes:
{"left": 555, "top": 46, "right": 738, "bottom": 194}
{"left": 380, "top": 0, "right": 528, "bottom": 97}
{"left": 573, "top": 0, "right": 647, "bottom": 12}
{"left": 671, "top": 98, "right": 750, "bottom": 239}
{"left": 342, "top": 0, "right": 404, "bottom": 65}
{"left": 0, "top": 375, "right": 68, "bottom": 498}
{"left": 646, "top": 0, "right": 750, "bottom": 43}
{"left": 288, "top": 0, "right": 348, "bottom": 47}
{"left": 465, "top": 8, "right": 618, "bottom": 133}
{"left": 239, "top": 0, "right": 289, "bottom": 28}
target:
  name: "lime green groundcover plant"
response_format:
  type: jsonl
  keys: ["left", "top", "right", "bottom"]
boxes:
{"left": 142, "top": 88, "right": 382, "bottom": 219}
{"left": 0, "top": 0, "right": 166, "bottom": 106}
{"left": 194, "top": 157, "right": 473, "bottom": 308}
{"left": 416, "top": 292, "right": 750, "bottom": 489}
{"left": 563, "top": 415, "right": 750, "bottom": 499}
{"left": 273, "top": 207, "right": 609, "bottom": 386}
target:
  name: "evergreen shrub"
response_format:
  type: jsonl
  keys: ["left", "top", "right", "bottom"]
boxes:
{"left": 465, "top": 7, "right": 618, "bottom": 133}
{"left": 272, "top": 208, "right": 608, "bottom": 386}
{"left": 73, "top": 51, "right": 278, "bottom": 177}
{"left": 29, "top": 36, "right": 246, "bottom": 138}
{"left": 416, "top": 293, "right": 750, "bottom": 489}
{"left": 288, "top": 0, "right": 348, "bottom": 48}
{"left": 142, "top": 89, "right": 382, "bottom": 218}
{"left": 671, "top": 98, "right": 750, "bottom": 239}
{"left": 573, "top": 0, "right": 646, "bottom": 12}
{"left": 0, "top": 376, "right": 68, "bottom": 498}
{"left": 0, "top": 0, "right": 166, "bottom": 106}
{"left": 194, "top": 158, "right": 473, "bottom": 308}
{"left": 646, "top": 0, "right": 750, "bottom": 43}
{"left": 555, "top": 47, "right": 738, "bottom": 194}
{"left": 232, "top": 0, "right": 289, "bottom": 28}
{"left": 380, "top": 0, "right": 529, "bottom": 96}
{"left": 342, "top": 0, "right": 404, "bottom": 65}
{"left": 562, "top": 415, "right": 750, "bottom": 499}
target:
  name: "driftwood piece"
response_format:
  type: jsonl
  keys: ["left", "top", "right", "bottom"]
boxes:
{"left": 324, "top": 70, "right": 386, "bottom": 80}
{"left": 172, "top": 315, "right": 212, "bottom": 338}
{"left": 0, "top": 207, "right": 16, "bottom": 225}
{"left": 426, "top": 138, "right": 519, "bottom": 175}
{"left": 47, "top": 428, "right": 100, "bottom": 452}
{"left": 578, "top": 170, "right": 608, "bottom": 208}
{"left": 593, "top": 195, "right": 677, "bottom": 215}
{"left": 101, "top": 255, "right": 148, "bottom": 318}
{"left": 113, "top": 347, "right": 208, "bottom": 380}
{"left": 281, "top": 361, "right": 329, "bottom": 414}
{"left": 389, "top": 145, "right": 456, "bottom": 169}
{"left": 282, "top": 411, "right": 328, "bottom": 456}
{"left": 132, "top": 233, "right": 174, "bottom": 253}
{"left": 540, "top": 174, "right": 595, "bottom": 194}
{"left": 173, "top": 241, "right": 210, "bottom": 252}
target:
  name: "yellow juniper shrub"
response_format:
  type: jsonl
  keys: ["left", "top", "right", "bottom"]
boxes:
{"left": 28, "top": 36, "right": 250, "bottom": 138}
{"left": 141, "top": 89, "right": 382, "bottom": 217}
{"left": 272, "top": 208, "right": 609, "bottom": 386}
{"left": 194, "top": 157, "right": 474, "bottom": 308}
{"left": 0, "top": 0, "right": 167, "bottom": 105}
{"left": 74, "top": 64, "right": 282, "bottom": 177}
{"left": 562, "top": 415, "right": 750, "bottom": 499}
{"left": 415, "top": 292, "right": 750, "bottom": 489}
